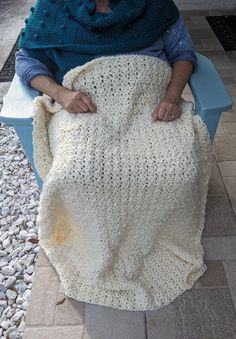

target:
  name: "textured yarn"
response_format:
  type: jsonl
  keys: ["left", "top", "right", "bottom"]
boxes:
{"left": 19, "top": 0, "right": 179, "bottom": 82}
{"left": 32, "top": 55, "right": 213, "bottom": 311}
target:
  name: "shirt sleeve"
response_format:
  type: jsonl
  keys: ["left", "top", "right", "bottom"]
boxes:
{"left": 163, "top": 15, "right": 197, "bottom": 72}
{"left": 15, "top": 48, "right": 54, "bottom": 87}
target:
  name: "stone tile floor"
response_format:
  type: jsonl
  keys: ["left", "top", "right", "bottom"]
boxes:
{"left": 0, "top": 3, "right": 236, "bottom": 339}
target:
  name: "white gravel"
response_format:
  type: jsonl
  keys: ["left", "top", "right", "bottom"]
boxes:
{"left": 0, "top": 121, "right": 40, "bottom": 338}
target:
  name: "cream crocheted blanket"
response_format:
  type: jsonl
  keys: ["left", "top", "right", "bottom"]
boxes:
{"left": 32, "top": 55, "right": 213, "bottom": 311}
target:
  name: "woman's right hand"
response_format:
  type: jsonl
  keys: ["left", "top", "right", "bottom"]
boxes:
{"left": 59, "top": 88, "right": 97, "bottom": 114}
{"left": 29, "top": 75, "right": 97, "bottom": 114}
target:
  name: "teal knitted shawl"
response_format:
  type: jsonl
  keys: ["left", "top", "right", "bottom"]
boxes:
{"left": 19, "top": 0, "right": 179, "bottom": 83}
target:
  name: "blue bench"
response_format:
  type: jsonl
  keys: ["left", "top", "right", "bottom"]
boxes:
{"left": 0, "top": 53, "right": 233, "bottom": 191}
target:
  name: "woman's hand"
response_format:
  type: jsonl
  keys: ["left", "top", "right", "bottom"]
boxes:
{"left": 59, "top": 87, "right": 97, "bottom": 114}
{"left": 152, "top": 95, "right": 182, "bottom": 122}
{"left": 29, "top": 75, "right": 97, "bottom": 114}
{"left": 151, "top": 60, "right": 194, "bottom": 123}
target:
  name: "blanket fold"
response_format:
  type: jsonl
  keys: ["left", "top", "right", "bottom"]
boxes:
{"left": 32, "top": 55, "right": 213, "bottom": 311}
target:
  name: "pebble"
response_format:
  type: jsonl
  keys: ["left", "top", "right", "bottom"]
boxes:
{"left": 8, "top": 298, "right": 16, "bottom": 306}
{"left": 12, "top": 180, "right": 19, "bottom": 186}
{"left": 18, "top": 320, "right": 25, "bottom": 332}
{"left": 0, "top": 283, "right": 6, "bottom": 291}
{"left": 12, "top": 310, "right": 24, "bottom": 322}
{"left": 16, "top": 282, "right": 27, "bottom": 293}
{"left": 27, "top": 235, "right": 38, "bottom": 243}
{"left": 6, "top": 289, "right": 17, "bottom": 300}
{"left": 0, "top": 218, "right": 8, "bottom": 225}
{"left": 9, "top": 247, "right": 22, "bottom": 258}
{"left": 5, "top": 325, "right": 17, "bottom": 337}
{"left": 8, "top": 225, "right": 20, "bottom": 235}
{"left": 19, "top": 230, "right": 28, "bottom": 239}
{"left": 1, "top": 319, "right": 11, "bottom": 330}
{"left": 0, "top": 260, "right": 9, "bottom": 268}
{"left": 1, "top": 266, "right": 15, "bottom": 276}
{"left": 6, "top": 307, "right": 15, "bottom": 318}
{"left": 15, "top": 217, "right": 26, "bottom": 226}
{"left": 14, "top": 262, "right": 23, "bottom": 273}
{"left": 0, "top": 290, "right": 5, "bottom": 298}
{"left": 5, "top": 245, "right": 13, "bottom": 253}
{"left": 8, "top": 190, "right": 15, "bottom": 196}
{"left": 24, "top": 253, "right": 36, "bottom": 267}
{"left": 0, "top": 250, "right": 7, "bottom": 257}
{"left": 0, "top": 232, "right": 8, "bottom": 242}
{"left": 24, "top": 242, "right": 33, "bottom": 251}
{"left": 9, "top": 331, "right": 20, "bottom": 339}
{"left": 5, "top": 276, "right": 17, "bottom": 289}
{"left": 26, "top": 221, "right": 35, "bottom": 228}
{"left": 26, "top": 265, "right": 34, "bottom": 274}
{"left": 0, "top": 122, "right": 40, "bottom": 338}
{"left": 24, "top": 274, "right": 33, "bottom": 284}
{"left": 2, "top": 238, "right": 10, "bottom": 249}
{"left": 16, "top": 295, "right": 24, "bottom": 304}
{"left": 1, "top": 207, "right": 10, "bottom": 217}
{"left": 17, "top": 249, "right": 27, "bottom": 259}
{"left": 21, "top": 301, "right": 28, "bottom": 311}
{"left": 0, "top": 300, "right": 7, "bottom": 307}
{"left": 33, "top": 245, "right": 40, "bottom": 253}
{"left": 23, "top": 289, "right": 31, "bottom": 301}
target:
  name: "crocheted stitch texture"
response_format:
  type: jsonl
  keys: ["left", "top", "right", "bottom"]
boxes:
{"left": 32, "top": 55, "right": 213, "bottom": 311}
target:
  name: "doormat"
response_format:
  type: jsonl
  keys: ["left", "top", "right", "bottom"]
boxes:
{"left": 206, "top": 15, "right": 236, "bottom": 51}
{"left": 0, "top": 34, "right": 20, "bottom": 82}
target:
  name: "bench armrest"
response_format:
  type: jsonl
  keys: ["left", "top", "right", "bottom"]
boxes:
{"left": 0, "top": 74, "right": 40, "bottom": 126}
{"left": 0, "top": 75, "right": 43, "bottom": 190}
{"left": 188, "top": 53, "right": 233, "bottom": 141}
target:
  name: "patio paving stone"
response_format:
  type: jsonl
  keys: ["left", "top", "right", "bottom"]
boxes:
{"left": 146, "top": 289, "right": 236, "bottom": 339}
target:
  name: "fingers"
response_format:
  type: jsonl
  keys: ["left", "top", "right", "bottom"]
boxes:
{"left": 67, "top": 99, "right": 89, "bottom": 114}
{"left": 81, "top": 94, "right": 97, "bottom": 113}
{"left": 163, "top": 107, "right": 173, "bottom": 122}
{"left": 78, "top": 98, "right": 90, "bottom": 112}
{"left": 62, "top": 90, "right": 97, "bottom": 114}
{"left": 163, "top": 106, "right": 181, "bottom": 122}
{"left": 152, "top": 105, "right": 170, "bottom": 122}
{"left": 152, "top": 104, "right": 165, "bottom": 122}
{"left": 152, "top": 101, "right": 182, "bottom": 123}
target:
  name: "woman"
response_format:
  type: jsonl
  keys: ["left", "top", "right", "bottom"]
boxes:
{"left": 17, "top": 0, "right": 213, "bottom": 311}
{"left": 16, "top": 0, "right": 197, "bottom": 123}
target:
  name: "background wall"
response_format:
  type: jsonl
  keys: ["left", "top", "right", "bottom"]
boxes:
{"left": 175, "top": 0, "right": 236, "bottom": 10}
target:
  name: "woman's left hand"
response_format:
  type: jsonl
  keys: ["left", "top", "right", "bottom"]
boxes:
{"left": 152, "top": 96, "right": 182, "bottom": 123}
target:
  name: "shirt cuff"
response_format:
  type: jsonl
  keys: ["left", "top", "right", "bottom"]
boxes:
{"left": 169, "top": 53, "right": 198, "bottom": 73}
{"left": 22, "top": 69, "right": 54, "bottom": 88}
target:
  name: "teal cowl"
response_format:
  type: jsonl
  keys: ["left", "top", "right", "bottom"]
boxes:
{"left": 19, "top": 0, "right": 179, "bottom": 83}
